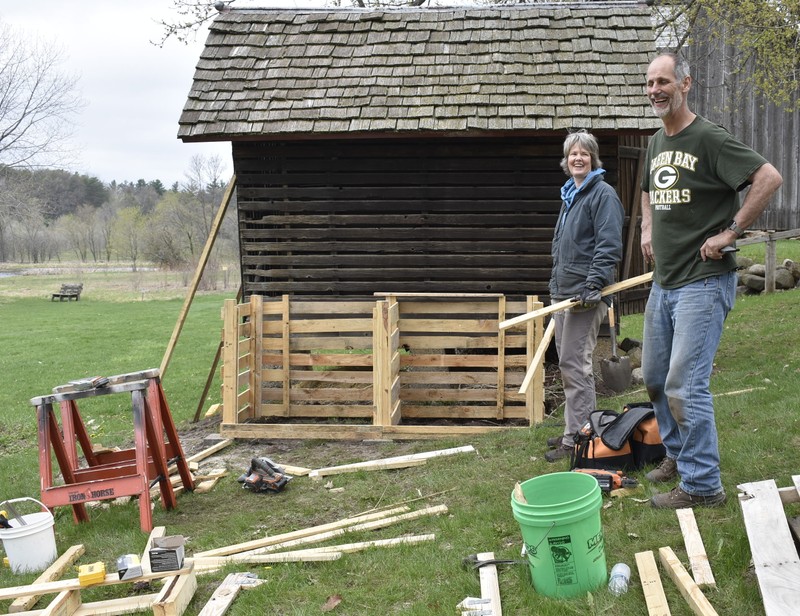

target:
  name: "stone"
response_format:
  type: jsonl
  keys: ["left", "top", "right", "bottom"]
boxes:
{"left": 739, "top": 273, "right": 765, "bottom": 292}
{"left": 775, "top": 267, "right": 795, "bottom": 290}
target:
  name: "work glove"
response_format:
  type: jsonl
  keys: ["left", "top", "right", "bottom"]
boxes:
{"left": 572, "top": 285, "right": 602, "bottom": 310}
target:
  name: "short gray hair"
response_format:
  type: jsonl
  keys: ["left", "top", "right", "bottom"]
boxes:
{"left": 657, "top": 51, "right": 690, "bottom": 82}
{"left": 560, "top": 129, "right": 602, "bottom": 175}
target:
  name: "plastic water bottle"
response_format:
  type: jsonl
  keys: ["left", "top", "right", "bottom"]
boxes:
{"left": 608, "top": 562, "right": 630, "bottom": 596}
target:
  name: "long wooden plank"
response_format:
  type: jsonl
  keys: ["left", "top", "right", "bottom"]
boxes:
{"left": 0, "top": 567, "right": 193, "bottom": 601}
{"left": 499, "top": 271, "right": 654, "bottom": 330}
{"left": 9, "top": 545, "right": 86, "bottom": 613}
{"left": 308, "top": 445, "right": 475, "bottom": 480}
{"left": 192, "top": 552, "right": 341, "bottom": 571}
{"left": 244, "top": 505, "right": 448, "bottom": 556}
{"left": 220, "top": 422, "right": 525, "bottom": 440}
{"left": 738, "top": 479, "right": 800, "bottom": 615}
{"left": 274, "top": 534, "right": 436, "bottom": 556}
{"left": 194, "top": 506, "right": 410, "bottom": 558}
{"left": 160, "top": 176, "right": 236, "bottom": 378}
{"left": 658, "top": 547, "right": 719, "bottom": 616}
{"left": 635, "top": 550, "right": 671, "bottom": 616}
{"left": 676, "top": 508, "right": 716, "bottom": 589}
{"left": 518, "top": 318, "right": 555, "bottom": 395}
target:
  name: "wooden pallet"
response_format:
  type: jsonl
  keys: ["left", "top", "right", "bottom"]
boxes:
{"left": 219, "top": 294, "right": 547, "bottom": 439}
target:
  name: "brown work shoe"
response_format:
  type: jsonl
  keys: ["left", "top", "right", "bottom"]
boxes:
{"left": 651, "top": 486, "right": 726, "bottom": 509}
{"left": 546, "top": 436, "right": 564, "bottom": 449}
{"left": 645, "top": 457, "right": 678, "bottom": 483}
{"left": 544, "top": 444, "right": 572, "bottom": 463}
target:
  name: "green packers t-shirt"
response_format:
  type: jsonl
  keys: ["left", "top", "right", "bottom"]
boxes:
{"left": 641, "top": 116, "right": 767, "bottom": 289}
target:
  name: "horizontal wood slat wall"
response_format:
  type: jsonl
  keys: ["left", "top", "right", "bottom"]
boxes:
{"left": 233, "top": 136, "right": 621, "bottom": 300}
{"left": 219, "top": 294, "right": 545, "bottom": 440}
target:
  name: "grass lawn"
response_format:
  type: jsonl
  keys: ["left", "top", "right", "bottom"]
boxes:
{"left": 0, "top": 259, "right": 798, "bottom": 615}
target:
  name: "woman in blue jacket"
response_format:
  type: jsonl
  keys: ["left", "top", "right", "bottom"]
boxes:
{"left": 545, "top": 130, "right": 624, "bottom": 462}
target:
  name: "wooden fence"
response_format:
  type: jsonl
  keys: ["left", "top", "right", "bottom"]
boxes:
{"left": 220, "top": 294, "right": 546, "bottom": 440}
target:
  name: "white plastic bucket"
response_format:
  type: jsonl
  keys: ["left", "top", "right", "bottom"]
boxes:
{"left": 0, "top": 498, "right": 58, "bottom": 573}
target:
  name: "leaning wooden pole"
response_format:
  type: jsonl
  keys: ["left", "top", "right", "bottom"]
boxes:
{"left": 160, "top": 176, "right": 237, "bottom": 379}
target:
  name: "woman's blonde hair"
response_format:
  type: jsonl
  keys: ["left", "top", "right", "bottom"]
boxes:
{"left": 559, "top": 129, "right": 602, "bottom": 175}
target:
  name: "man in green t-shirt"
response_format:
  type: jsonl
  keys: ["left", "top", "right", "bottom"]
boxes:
{"left": 640, "top": 52, "right": 782, "bottom": 509}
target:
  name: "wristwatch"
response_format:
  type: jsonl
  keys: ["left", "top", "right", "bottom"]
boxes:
{"left": 727, "top": 220, "right": 745, "bottom": 238}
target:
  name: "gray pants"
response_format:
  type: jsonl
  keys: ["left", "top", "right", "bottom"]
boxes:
{"left": 552, "top": 302, "right": 608, "bottom": 447}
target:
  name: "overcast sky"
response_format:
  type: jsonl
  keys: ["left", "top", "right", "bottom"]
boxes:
{"left": 0, "top": 0, "right": 236, "bottom": 187}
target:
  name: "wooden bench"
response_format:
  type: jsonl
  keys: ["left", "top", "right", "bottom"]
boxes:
{"left": 51, "top": 283, "right": 83, "bottom": 301}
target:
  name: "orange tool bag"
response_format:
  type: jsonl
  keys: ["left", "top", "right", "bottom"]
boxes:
{"left": 571, "top": 402, "right": 665, "bottom": 471}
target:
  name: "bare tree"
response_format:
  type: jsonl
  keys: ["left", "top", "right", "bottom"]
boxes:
{"left": 0, "top": 21, "right": 83, "bottom": 169}
{"left": 111, "top": 207, "right": 146, "bottom": 271}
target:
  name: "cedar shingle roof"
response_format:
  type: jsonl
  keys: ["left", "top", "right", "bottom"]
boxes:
{"left": 178, "top": 4, "right": 660, "bottom": 141}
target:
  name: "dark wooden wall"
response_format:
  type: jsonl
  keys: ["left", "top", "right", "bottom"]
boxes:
{"left": 233, "top": 135, "right": 636, "bottom": 302}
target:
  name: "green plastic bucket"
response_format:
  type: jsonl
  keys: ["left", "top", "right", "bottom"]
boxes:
{"left": 510, "top": 472, "right": 606, "bottom": 598}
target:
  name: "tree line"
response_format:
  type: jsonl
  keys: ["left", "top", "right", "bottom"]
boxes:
{"left": 0, "top": 155, "right": 239, "bottom": 272}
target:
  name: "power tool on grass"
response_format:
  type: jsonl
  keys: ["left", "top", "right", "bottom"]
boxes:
{"left": 237, "top": 457, "right": 292, "bottom": 493}
{"left": 571, "top": 468, "right": 638, "bottom": 493}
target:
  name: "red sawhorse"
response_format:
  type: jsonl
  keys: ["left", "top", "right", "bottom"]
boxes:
{"left": 30, "top": 369, "right": 194, "bottom": 532}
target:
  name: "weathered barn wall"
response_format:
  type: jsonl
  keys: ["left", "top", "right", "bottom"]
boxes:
{"left": 233, "top": 134, "right": 628, "bottom": 300}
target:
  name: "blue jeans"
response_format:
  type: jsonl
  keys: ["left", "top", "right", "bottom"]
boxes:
{"left": 641, "top": 273, "right": 736, "bottom": 496}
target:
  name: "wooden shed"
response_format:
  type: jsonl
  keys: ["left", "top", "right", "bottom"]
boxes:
{"left": 180, "top": 4, "right": 660, "bottom": 303}
{"left": 178, "top": 4, "right": 661, "bottom": 439}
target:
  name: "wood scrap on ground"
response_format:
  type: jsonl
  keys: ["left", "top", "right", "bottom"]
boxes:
{"left": 675, "top": 508, "right": 716, "bottom": 589}
{"left": 634, "top": 550, "right": 671, "bottom": 616}
{"left": 658, "top": 546, "right": 719, "bottom": 616}
{"left": 197, "top": 572, "right": 265, "bottom": 616}
{"left": 307, "top": 445, "right": 476, "bottom": 480}
{"left": 737, "top": 478, "right": 800, "bottom": 616}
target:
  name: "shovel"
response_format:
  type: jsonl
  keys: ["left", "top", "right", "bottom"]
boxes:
{"left": 600, "top": 302, "right": 631, "bottom": 393}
